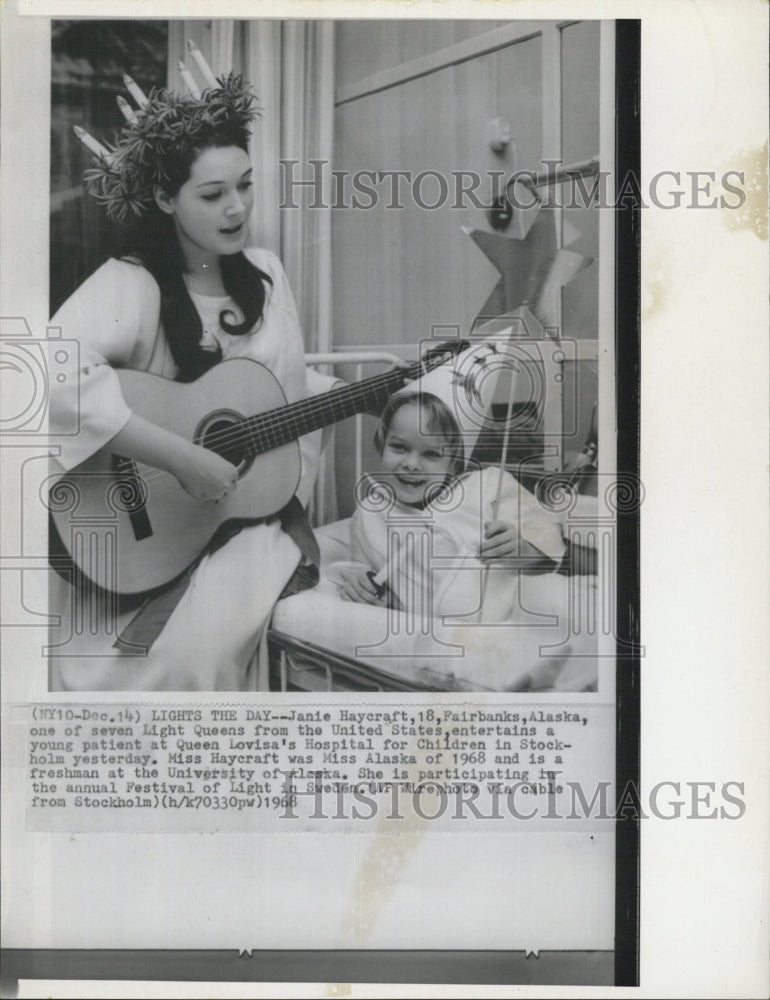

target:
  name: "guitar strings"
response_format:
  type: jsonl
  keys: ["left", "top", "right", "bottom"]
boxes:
{"left": 183, "top": 358, "right": 420, "bottom": 450}
{"left": 113, "top": 351, "right": 456, "bottom": 489}
{"left": 123, "top": 365, "right": 408, "bottom": 487}
{"left": 190, "top": 343, "right": 464, "bottom": 452}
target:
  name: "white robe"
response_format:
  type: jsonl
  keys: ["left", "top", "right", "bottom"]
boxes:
{"left": 344, "top": 467, "right": 568, "bottom": 623}
{"left": 48, "top": 249, "right": 326, "bottom": 691}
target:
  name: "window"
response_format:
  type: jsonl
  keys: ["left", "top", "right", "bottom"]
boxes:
{"left": 50, "top": 20, "right": 168, "bottom": 314}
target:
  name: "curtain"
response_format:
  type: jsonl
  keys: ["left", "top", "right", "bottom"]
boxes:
{"left": 168, "top": 20, "right": 337, "bottom": 523}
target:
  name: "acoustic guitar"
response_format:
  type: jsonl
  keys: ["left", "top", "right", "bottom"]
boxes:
{"left": 48, "top": 341, "right": 466, "bottom": 596}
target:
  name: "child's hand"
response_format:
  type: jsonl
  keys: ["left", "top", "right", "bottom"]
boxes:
{"left": 480, "top": 519, "right": 550, "bottom": 561}
{"left": 480, "top": 520, "right": 555, "bottom": 567}
{"left": 479, "top": 520, "right": 522, "bottom": 560}
{"left": 338, "top": 566, "right": 389, "bottom": 606}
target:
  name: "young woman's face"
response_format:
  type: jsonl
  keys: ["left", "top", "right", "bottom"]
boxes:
{"left": 379, "top": 403, "right": 454, "bottom": 505}
{"left": 161, "top": 145, "right": 254, "bottom": 268}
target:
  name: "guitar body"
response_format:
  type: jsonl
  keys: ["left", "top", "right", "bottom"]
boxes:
{"left": 49, "top": 359, "right": 301, "bottom": 596}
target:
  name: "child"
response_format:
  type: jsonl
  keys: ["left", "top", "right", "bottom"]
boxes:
{"left": 335, "top": 391, "right": 569, "bottom": 621}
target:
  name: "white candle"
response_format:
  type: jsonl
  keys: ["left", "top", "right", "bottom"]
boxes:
{"left": 187, "top": 39, "right": 219, "bottom": 89}
{"left": 122, "top": 74, "right": 149, "bottom": 109}
{"left": 73, "top": 125, "right": 111, "bottom": 160}
{"left": 177, "top": 60, "right": 201, "bottom": 100}
{"left": 116, "top": 95, "right": 138, "bottom": 124}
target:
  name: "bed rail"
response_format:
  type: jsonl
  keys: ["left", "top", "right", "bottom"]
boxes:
{"left": 268, "top": 630, "right": 435, "bottom": 693}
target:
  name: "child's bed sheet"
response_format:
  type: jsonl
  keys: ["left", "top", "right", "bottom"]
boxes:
{"left": 271, "top": 519, "right": 600, "bottom": 693}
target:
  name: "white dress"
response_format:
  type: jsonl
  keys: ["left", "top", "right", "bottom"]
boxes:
{"left": 48, "top": 249, "right": 325, "bottom": 691}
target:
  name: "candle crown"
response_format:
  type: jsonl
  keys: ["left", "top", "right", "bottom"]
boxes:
{"left": 76, "top": 63, "right": 260, "bottom": 225}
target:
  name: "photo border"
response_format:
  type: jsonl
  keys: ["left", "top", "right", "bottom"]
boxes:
{"left": 1, "top": 13, "right": 640, "bottom": 994}
{"left": 612, "top": 17, "right": 641, "bottom": 989}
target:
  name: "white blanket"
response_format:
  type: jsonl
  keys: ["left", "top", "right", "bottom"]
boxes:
{"left": 272, "top": 506, "right": 600, "bottom": 692}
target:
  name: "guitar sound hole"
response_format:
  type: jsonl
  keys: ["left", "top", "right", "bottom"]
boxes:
{"left": 196, "top": 411, "right": 254, "bottom": 477}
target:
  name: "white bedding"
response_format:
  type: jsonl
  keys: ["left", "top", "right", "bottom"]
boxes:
{"left": 49, "top": 509, "right": 599, "bottom": 693}
{"left": 271, "top": 517, "right": 600, "bottom": 692}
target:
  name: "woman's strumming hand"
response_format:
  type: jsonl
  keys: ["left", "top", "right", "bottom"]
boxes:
{"left": 171, "top": 442, "right": 240, "bottom": 502}
{"left": 107, "top": 414, "right": 237, "bottom": 502}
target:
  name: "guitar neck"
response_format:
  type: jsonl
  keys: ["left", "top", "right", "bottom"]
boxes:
{"left": 243, "top": 362, "right": 411, "bottom": 456}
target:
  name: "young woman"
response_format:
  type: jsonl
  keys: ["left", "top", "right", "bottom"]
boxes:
{"left": 49, "top": 74, "right": 328, "bottom": 691}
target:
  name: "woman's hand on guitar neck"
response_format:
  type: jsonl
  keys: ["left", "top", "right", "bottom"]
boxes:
{"left": 107, "top": 413, "right": 238, "bottom": 502}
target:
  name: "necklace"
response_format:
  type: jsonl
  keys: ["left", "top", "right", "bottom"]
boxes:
{"left": 185, "top": 263, "right": 226, "bottom": 297}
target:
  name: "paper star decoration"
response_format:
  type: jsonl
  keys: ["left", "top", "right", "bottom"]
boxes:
{"left": 463, "top": 207, "right": 594, "bottom": 332}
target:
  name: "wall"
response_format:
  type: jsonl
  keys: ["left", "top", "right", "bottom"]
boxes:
{"left": 330, "top": 19, "right": 604, "bottom": 516}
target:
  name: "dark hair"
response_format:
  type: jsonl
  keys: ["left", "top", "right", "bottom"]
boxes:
{"left": 374, "top": 391, "right": 466, "bottom": 477}
{"left": 115, "top": 133, "right": 271, "bottom": 383}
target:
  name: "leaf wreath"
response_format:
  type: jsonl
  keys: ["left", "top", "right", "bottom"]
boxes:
{"left": 82, "top": 72, "right": 261, "bottom": 225}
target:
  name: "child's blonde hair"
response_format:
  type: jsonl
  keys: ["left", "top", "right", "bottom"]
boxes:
{"left": 373, "top": 391, "right": 466, "bottom": 477}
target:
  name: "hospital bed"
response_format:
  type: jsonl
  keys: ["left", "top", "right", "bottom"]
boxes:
{"left": 267, "top": 349, "right": 601, "bottom": 694}
{"left": 46, "top": 347, "right": 600, "bottom": 693}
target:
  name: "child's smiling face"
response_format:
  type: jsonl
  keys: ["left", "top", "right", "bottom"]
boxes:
{"left": 379, "top": 402, "right": 454, "bottom": 505}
